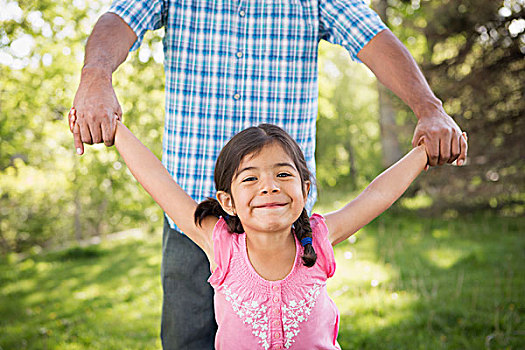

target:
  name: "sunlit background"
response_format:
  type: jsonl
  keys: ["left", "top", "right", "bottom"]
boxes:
{"left": 1, "top": 0, "right": 523, "bottom": 348}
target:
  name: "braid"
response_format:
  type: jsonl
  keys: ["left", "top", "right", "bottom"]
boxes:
{"left": 293, "top": 208, "right": 317, "bottom": 267}
{"left": 194, "top": 197, "right": 244, "bottom": 234}
{"left": 224, "top": 214, "right": 244, "bottom": 234}
{"left": 194, "top": 197, "right": 223, "bottom": 224}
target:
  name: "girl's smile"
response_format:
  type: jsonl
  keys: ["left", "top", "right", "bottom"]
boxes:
{"left": 217, "top": 142, "right": 309, "bottom": 237}
{"left": 254, "top": 202, "right": 288, "bottom": 209}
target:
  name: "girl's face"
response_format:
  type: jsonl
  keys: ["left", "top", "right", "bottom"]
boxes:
{"left": 217, "top": 142, "right": 309, "bottom": 235}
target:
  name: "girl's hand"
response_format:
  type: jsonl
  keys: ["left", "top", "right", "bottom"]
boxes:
{"left": 68, "top": 108, "right": 83, "bottom": 155}
{"left": 416, "top": 137, "right": 430, "bottom": 171}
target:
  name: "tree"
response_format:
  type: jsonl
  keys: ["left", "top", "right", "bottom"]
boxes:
{"left": 377, "top": 0, "right": 524, "bottom": 214}
{"left": 0, "top": 0, "right": 165, "bottom": 253}
{"left": 372, "top": 0, "right": 405, "bottom": 168}
{"left": 317, "top": 42, "right": 383, "bottom": 193}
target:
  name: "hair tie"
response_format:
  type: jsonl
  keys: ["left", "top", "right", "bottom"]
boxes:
{"left": 300, "top": 237, "right": 312, "bottom": 247}
{"left": 225, "top": 214, "right": 230, "bottom": 220}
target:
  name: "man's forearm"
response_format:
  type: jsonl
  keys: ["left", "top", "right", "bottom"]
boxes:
{"left": 357, "top": 29, "right": 467, "bottom": 166}
{"left": 357, "top": 29, "right": 443, "bottom": 119}
{"left": 82, "top": 12, "right": 137, "bottom": 78}
{"left": 71, "top": 12, "right": 137, "bottom": 151}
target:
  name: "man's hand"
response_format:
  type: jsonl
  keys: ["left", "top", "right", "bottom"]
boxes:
{"left": 358, "top": 29, "right": 468, "bottom": 168}
{"left": 412, "top": 108, "right": 467, "bottom": 167}
{"left": 69, "top": 12, "right": 136, "bottom": 155}
{"left": 71, "top": 66, "right": 122, "bottom": 155}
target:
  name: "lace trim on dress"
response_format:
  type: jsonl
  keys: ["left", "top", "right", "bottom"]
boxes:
{"left": 282, "top": 283, "right": 322, "bottom": 348}
{"left": 222, "top": 283, "right": 322, "bottom": 350}
{"left": 223, "top": 285, "right": 270, "bottom": 349}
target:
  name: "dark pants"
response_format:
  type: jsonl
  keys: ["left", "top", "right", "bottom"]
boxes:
{"left": 161, "top": 217, "right": 217, "bottom": 349}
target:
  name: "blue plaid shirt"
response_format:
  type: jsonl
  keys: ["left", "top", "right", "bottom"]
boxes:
{"left": 108, "top": 0, "right": 386, "bottom": 230}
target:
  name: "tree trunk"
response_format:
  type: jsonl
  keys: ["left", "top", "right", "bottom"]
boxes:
{"left": 372, "top": 0, "right": 403, "bottom": 167}
{"left": 344, "top": 133, "right": 357, "bottom": 188}
{"left": 378, "top": 85, "right": 403, "bottom": 166}
{"left": 95, "top": 197, "right": 108, "bottom": 238}
{"left": 74, "top": 189, "right": 82, "bottom": 243}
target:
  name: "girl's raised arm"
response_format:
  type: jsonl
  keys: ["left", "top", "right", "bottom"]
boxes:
{"left": 325, "top": 144, "right": 428, "bottom": 246}
{"left": 113, "top": 121, "right": 216, "bottom": 255}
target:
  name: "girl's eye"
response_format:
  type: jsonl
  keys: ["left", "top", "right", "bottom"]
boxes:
{"left": 242, "top": 176, "right": 257, "bottom": 182}
{"left": 277, "top": 173, "right": 291, "bottom": 178}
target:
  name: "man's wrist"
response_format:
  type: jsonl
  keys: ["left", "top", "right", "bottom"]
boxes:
{"left": 81, "top": 64, "right": 113, "bottom": 82}
{"left": 413, "top": 97, "right": 445, "bottom": 120}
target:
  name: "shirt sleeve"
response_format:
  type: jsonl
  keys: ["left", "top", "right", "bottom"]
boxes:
{"left": 318, "top": 0, "right": 387, "bottom": 62}
{"left": 108, "top": 0, "right": 167, "bottom": 51}
{"left": 310, "top": 214, "right": 336, "bottom": 278}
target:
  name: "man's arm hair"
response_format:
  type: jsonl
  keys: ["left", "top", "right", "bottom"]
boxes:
{"left": 357, "top": 29, "right": 440, "bottom": 119}
{"left": 83, "top": 12, "right": 137, "bottom": 77}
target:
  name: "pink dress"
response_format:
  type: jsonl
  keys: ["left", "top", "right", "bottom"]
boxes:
{"left": 208, "top": 214, "right": 341, "bottom": 350}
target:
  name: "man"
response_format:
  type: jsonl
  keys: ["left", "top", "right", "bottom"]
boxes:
{"left": 71, "top": 0, "right": 467, "bottom": 348}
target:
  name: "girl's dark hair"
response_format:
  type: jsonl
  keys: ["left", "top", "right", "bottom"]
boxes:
{"left": 194, "top": 124, "right": 317, "bottom": 267}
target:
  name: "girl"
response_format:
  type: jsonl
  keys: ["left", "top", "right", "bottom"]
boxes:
{"left": 69, "top": 111, "right": 436, "bottom": 349}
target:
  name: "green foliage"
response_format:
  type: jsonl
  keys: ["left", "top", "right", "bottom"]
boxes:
{"left": 0, "top": 0, "right": 165, "bottom": 253}
{"left": 317, "top": 42, "right": 383, "bottom": 194}
{"left": 1, "top": 214, "right": 523, "bottom": 348}
{"left": 376, "top": 0, "right": 525, "bottom": 214}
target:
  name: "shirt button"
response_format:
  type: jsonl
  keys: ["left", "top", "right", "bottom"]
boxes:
{"left": 233, "top": 93, "right": 240, "bottom": 100}
{"left": 239, "top": 10, "right": 246, "bottom": 17}
{"left": 273, "top": 320, "right": 280, "bottom": 327}
{"left": 273, "top": 296, "right": 280, "bottom": 303}
{"left": 275, "top": 346, "right": 282, "bottom": 350}
{"left": 273, "top": 308, "right": 279, "bottom": 315}
{"left": 274, "top": 332, "right": 282, "bottom": 339}
{"left": 236, "top": 51, "right": 243, "bottom": 58}
{"left": 272, "top": 285, "right": 279, "bottom": 291}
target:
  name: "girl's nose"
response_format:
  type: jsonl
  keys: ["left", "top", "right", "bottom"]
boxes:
{"left": 260, "top": 178, "right": 280, "bottom": 194}
{"left": 261, "top": 187, "right": 280, "bottom": 194}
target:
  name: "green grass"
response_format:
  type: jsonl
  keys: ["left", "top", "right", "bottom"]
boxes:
{"left": 330, "top": 213, "right": 524, "bottom": 349}
{"left": 1, "top": 211, "right": 523, "bottom": 349}
{"left": 0, "top": 238, "right": 163, "bottom": 349}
